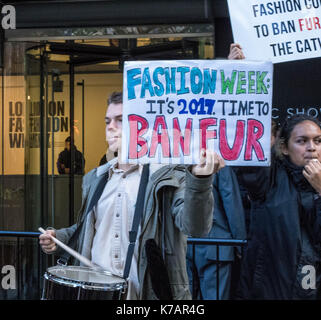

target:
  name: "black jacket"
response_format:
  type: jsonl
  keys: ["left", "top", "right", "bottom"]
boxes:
{"left": 237, "top": 160, "right": 321, "bottom": 299}
{"left": 57, "top": 147, "right": 85, "bottom": 175}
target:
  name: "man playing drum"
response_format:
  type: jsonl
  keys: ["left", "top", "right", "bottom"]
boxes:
{"left": 39, "top": 91, "right": 225, "bottom": 300}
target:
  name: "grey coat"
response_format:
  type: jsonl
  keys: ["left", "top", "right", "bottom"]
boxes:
{"left": 54, "top": 160, "right": 214, "bottom": 299}
{"left": 206, "top": 166, "right": 247, "bottom": 261}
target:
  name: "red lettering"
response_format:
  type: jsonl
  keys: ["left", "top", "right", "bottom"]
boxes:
{"left": 245, "top": 119, "right": 265, "bottom": 161}
{"left": 298, "top": 17, "right": 320, "bottom": 31}
{"left": 199, "top": 118, "right": 217, "bottom": 150}
{"left": 149, "top": 115, "right": 171, "bottom": 158}
{"left": 219, "top": 119, "right": 245, "bottom": 161}
{"left": 173, "top": 118, "right": 192, "bottom": 157}
{"left": 128, "top": 114, "right": 148, "bottom": 159}
{"left": 314, "top": 17, "right": 321, "bottom": 29}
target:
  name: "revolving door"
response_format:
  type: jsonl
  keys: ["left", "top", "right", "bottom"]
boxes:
{"left": 23, "top": 38, "right": 205, "bottom": 232}
{"left": 25, "top": 45, "right": 84, "bottom": 232}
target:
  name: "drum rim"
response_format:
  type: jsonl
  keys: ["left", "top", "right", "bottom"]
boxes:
{"left": 44, "top": 265, "right": 127, "bottom": 291}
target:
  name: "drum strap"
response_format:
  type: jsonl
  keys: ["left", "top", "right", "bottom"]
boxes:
{"left": 123, "top": 163, "right": 150, "bottom": 280}
{"left": 57, "top": 171, "right": 109, "bottom": 266}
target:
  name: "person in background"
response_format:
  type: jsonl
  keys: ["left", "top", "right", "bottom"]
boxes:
{"left": 185, "top": 43, "right": 247, "bottom": 300}
{"left": 238, "top": 115, "right": 321, "bottom": 299}
{"left": 227, "top": 43, "right": 245, "bottom": 60}
{"left": 186, "top": 166, "right": 246, "bottom": 299}
{"left": 57, "top": 136, "right": 85, "bottom": 175}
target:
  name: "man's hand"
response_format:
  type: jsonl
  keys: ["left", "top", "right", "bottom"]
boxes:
{"left": 39, "top": 229, "right": 57, "bottom": 254}
{"left": 303, "top": 159, "right": 321, "bottom": 195}
{"left": 228, "top": 43, "right": 245, "bottom": 60}
{"left": 192, "top": 149, "right": 225, "bottom": 177}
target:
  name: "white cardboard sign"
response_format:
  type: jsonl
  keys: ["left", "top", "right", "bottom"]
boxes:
{"left": 122, "top": 59, "right": 273, "bottom": 166}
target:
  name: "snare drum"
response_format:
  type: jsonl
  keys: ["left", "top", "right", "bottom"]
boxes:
{"left": 42, "top": 265, "right": 127, "bottom": 300}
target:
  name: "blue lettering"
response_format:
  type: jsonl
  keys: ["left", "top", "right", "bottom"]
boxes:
{"left": 141, "top": 67, "right": 155, "bottom": 98}
{"left": 203, "top": 69, "right": 217, "bottom": 94}
{"left": 177, "top": 66, "right": 190, "bottom": 95}
{"left": 190, "top": 67, "right": 203, "bottom": 94}
{"left": 127, "top": 66, "right": 219, "bottom": 99}
{"left": 164, "top": 67, "right": 176, "bottom": 94}
{"left": 178, "top": 99, "right": 188, "bottom": 114}
{"left": 127, "top": 68, "right": 141, "bottom": 100}
{"left": 153, "top": 67, "right": 165, "bottom": 97}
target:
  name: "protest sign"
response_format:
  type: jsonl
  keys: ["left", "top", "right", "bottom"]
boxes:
{"left": 122, "top": 59, "right": 273, "bottom": 166}
{"left": 227, "top": 0, "right": 321, "bottom": 63}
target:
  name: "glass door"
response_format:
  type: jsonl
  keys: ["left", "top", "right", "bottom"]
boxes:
{"left": 25, "top": 46, "right": 46, "bottom": 231}
{"left": 25, "top": 45, "right": 84, "bottom": 232}
{"left": 24, "top": 36, "right": 213, "bottom": 232}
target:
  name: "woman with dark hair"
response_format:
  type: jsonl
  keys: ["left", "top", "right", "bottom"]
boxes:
{"left": 238, "top": 114, "right": 321, "bottom": 299}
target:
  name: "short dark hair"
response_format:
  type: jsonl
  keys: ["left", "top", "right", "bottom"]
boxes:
{"left": 65, "top": 136, "right": 71, "bottom": 143}
{"left": 107, "top": 91, "right": 122, "bottom": 105}
{"left": 275, "top": 114, "right": 321, "bottom": 160}
{"left": 279, "top": 114, "right": 321, "bottom": 147}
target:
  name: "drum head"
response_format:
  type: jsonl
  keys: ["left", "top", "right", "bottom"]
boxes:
{"left": 46, "top": 265, "right": 126, "bottom": 290}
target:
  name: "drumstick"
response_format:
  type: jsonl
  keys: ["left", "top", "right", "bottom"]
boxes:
{"left": 38, "top": 227, "right": 103, "bottom": 272}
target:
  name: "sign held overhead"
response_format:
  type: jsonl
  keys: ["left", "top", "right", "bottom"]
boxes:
{"left": 227, "top": 0, "right": 321, "bottom": 63}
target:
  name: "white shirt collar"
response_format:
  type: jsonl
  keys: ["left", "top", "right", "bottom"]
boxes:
{"left": 96, "top": 157, "right": 166, "bottom": 178}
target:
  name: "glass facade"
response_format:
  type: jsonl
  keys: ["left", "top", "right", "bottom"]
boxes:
{"left": 0, "top": 25, "right": 215, "bottom": 299}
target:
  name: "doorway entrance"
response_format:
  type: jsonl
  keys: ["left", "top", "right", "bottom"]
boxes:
{"left": 23, "top": 36, "right": 213, "bottom": 232}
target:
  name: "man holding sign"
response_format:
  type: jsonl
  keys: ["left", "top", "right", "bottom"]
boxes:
{"left": 40, "top": 91, "right": 225, "bottom": 300}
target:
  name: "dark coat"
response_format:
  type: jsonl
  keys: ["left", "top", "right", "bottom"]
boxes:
{"left": 238, "top": 161, "right": 321, "bottom": 299}
{"left": 206, "top": 166, "right": 247, "bottom": 261}
{"left": 186, "top": 166, "right": 247, "bottom": 299}
{"left": 57, "top": 146, "right": 85, "bottom": 175}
